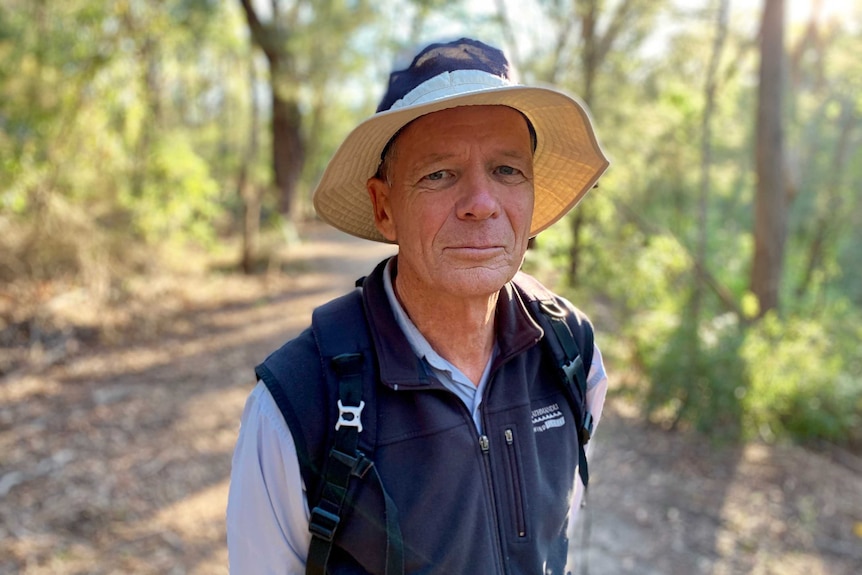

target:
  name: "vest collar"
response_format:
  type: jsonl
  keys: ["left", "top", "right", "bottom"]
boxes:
{"left": 363, "top": 257, "right": 542, "bottom": 390}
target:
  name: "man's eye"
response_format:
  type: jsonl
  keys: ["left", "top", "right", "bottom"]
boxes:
{"left": 497, "top": 165, "right": 520, "bottom": 176}
{"left": 425, "top": 171, "right": 447, "bottom": 181}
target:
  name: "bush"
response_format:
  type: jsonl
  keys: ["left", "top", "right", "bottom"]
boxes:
{"left": 631, "top": 300, "right": 862, "bottom": 446}
{"left": 635, "top": 304, "right": 747, "bottom": 439}
{"left": 592, "top": 228, "right": 862, "bottom": 447}
{"left": 122, "top": 134, "right": 223, "bottom": 247}
{"left": 741, "top": 307, "right": 862, "bottom": 445}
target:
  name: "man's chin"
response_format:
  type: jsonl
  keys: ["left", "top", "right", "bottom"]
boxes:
{"left": 437, "top": 265, "right": 518, "bottom": 298}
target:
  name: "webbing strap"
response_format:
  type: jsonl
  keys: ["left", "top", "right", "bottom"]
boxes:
{"left": 306, "top": 352, "right": 404, "bottom": 575}
{"left": 307, "top": 353, "right": 365, "bottom": 575}
{"left": 538, "top": 301, "right": 593, "bottom": 489}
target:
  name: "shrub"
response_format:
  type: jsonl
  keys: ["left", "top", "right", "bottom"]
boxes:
{"left": 741, "top": 308, "right": 862, "bottom": 445}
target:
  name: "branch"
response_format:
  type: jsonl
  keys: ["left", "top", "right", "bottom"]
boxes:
{"left": 239, "top": 0, "right": 275, "bottom": 59}
{"left": 596, "top": 0, "right": 637, "bottom": 63}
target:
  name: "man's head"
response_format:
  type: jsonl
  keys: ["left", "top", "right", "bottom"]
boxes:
{"left": 367, "top": 104, "right": 535, "bottom": 298}
{"left": 312, "top": 38, "right": 609, "bottom": 244}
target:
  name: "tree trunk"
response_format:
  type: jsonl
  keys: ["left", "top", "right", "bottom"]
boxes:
{"left": 131, "top": 35, "right": 161, "bottom": 199}
{"left": 238, "top": 0, "right": 306, "bottom": 220}
{"left": 240, "top": 53, "right": 262, "bottom": 275}
{"left": 271, "top": 84, "right": 305, "bottom": 217}
{"left": 568, "top": 0, "right": 599, "bottom": 286}
{"left": 751, "top": 0, "right": 787, "bottom": 317}
{"left": 241, "top": 180, "right": 261, "bottom": 274}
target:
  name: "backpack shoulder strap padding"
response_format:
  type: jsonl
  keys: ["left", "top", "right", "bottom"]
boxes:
{"left": 255, "top": 287, "right": 377, "bottom": 490}
{"left": 256, "top": 282, "right": 402, "bottom": 575}
{"left": 306, "top": 284, "right": 403, "bottom": 575}
{"left": 512, "top": 272, "right": 595, "bottom": 488}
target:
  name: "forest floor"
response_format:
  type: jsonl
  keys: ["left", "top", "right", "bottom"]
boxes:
{"left": 1, "top": 221, "right": 861, "bottom": 575}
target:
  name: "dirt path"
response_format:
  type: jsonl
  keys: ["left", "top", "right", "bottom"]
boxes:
{"left": 1, "top": 222, "right": 860, "bottom": 574}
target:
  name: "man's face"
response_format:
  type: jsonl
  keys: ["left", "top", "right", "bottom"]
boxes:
{"left": 367, "top": 105, "right": 535, "bottom": 300}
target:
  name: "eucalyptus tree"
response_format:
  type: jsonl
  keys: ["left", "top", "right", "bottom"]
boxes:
{"left": 238, "top": 0, "right": 377, "bottom": 219}
{"left": 751, "top": 0, "right": 787, "bottom": 316}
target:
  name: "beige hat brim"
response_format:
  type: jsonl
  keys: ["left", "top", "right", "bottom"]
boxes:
{"left": 312, "top": 84, "right": 609, "bottom": 243}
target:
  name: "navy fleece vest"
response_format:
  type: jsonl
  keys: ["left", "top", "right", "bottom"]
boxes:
{"left": 256, "top": 258, "right": 593, "bottom": 574}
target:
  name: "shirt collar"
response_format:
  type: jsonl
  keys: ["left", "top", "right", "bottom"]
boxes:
{"left": 364, "top": 257, "right": 542, "bottom": 389}
{"left": 381, "top": 258, "right": 455, "bottom": 375}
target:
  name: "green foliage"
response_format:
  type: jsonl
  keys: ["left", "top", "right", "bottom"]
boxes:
{"left": 0, "top": 0, "right": 240, "bottom": 285}
{"left": 741, "top": 308, "right": 862, "bottom": 445}
{"left": 642, "top": 309, "right": 747, "bottom": 438}
{"left": 122, "top": 134, "right": 223, "bottom": 245}
{"left": 540, "top": 3, "right": 862, "bottom": 450}
{"left": 589, "top": 221, "right": 750, "bottom": 438}
{"left": 622, "top": 285, "right": 862, "bottom": 444}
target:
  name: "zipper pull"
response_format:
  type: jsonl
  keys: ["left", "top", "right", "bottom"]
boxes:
{"left": 504, "top": 428, "right": 514, "bottom": 445}
{"left": 479, "top": 434, "right": 490, "bottom": 453}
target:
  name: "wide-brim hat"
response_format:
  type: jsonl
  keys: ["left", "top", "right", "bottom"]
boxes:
{"left": 313, "top": 38, "right": 610, "bottom": 244}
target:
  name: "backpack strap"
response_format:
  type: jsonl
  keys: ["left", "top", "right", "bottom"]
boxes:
{"left": 536, "top": 299, "right": 594, "bottom": 488}
{"left": 305, "top": 282, "right": 404, "bottom": 575}
{"left": 514, "top": 274, "right": 594, "bottom": 489}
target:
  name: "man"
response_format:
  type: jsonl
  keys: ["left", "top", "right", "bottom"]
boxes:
{"left": 227, "top": 38, "right": 609, "bottom": 574}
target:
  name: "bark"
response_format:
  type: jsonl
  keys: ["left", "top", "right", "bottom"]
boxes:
{"left": 751, "top": 0, "right": 787, "bottom": 317}
{"left": 270, "top": 77, "right": 305, "bottom": 216}
{"left": 128, "top": 30, "right": 162, "bottom": 199}
{"left": 238, "top": 0, "right": 305, "bottom": 219}
{"left": 240, "top": 54, "right": 262, "bottom": 275}
{"left": 568, "top": 0, "right": 599, "bottom": 285}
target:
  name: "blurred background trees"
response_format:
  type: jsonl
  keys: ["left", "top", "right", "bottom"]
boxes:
{"left": 1, "top": 0, "right": 860, "bottom": 447}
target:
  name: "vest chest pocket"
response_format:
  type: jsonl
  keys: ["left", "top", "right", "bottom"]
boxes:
{"left": 502, "top": 427, "right": 528, "bottom": 540}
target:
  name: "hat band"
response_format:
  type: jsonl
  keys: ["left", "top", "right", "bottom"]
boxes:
{"left": 389, "top": 69, "right": 513, "bottom": 111}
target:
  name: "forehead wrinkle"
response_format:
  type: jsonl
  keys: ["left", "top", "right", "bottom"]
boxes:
{"left": 390, "top": 106, "right": 534, "bottom": 178}
{"left": 407, "top": 146, "right": 530, "bottom": 171}
{"left": 415, "top": 151, "right": 459, "bottom": 165}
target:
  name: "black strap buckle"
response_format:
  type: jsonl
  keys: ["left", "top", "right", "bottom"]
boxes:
{"left": 309, "top": 507, "right": 340, "bottom": 541}
{"left": 561, "top": 356, "right": 583, "bottom": 388}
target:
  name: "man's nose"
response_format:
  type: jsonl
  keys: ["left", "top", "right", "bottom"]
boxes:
{"left": 456, "top": 169, "right": 499, "bottom": 221}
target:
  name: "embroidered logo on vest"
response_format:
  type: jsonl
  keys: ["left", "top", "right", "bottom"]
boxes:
{"left": 532, "top": 403, "right": 565, "bottom": 433}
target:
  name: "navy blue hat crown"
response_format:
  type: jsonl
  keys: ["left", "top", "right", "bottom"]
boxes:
{"left": 376, "top": 38, "right": 513, "bottom": 113}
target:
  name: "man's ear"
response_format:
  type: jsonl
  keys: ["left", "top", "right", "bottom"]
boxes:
{"left": 367, "top": 177, "right": 398, "bottom": 242}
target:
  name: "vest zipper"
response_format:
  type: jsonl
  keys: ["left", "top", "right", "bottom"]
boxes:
{"left": 478, "top": 433, "right": 508, "bottom": 573}
{"left": 504, "top": 428, "right": 527, "bottom": 538}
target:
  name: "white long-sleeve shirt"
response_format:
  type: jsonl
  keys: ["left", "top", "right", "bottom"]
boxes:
{"left": 227, "top": 264, "right": 608, "bottom": 574}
